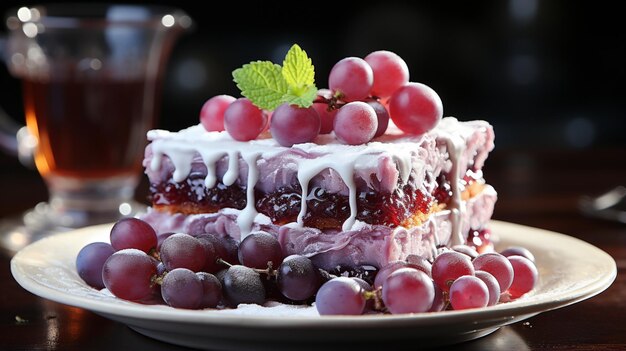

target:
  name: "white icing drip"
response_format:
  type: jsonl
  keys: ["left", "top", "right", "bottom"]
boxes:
{"left": 199, "top": 150, "right": 226, "bottom": 188}
{"left": 437, "top": 126, "right": 465, "bottom": 246}
{"left": 238, "top": 153, "right": 261, "bottom": 239}
{"left": 222, "top": 151, "right": 239, "bottom": 186}
{"left": 295, "top": 156, "right": 358, "bottom": 231}
{"left": 145, "top": 117, "right": 488, "bottom": 239}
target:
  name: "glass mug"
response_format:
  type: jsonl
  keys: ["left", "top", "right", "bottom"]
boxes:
{"left": 0, "top": 4, "right": 191, "bottom": 251}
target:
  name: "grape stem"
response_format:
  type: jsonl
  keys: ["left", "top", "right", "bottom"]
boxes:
{"left": 216, "top": 258, "right": 278, "bottom": 278}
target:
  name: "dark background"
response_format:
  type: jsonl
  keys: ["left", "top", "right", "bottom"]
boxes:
{"left": 1, "top": 0, "right": 624, "bottom": 150}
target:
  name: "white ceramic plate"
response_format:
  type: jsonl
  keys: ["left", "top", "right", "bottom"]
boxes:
{"left": 11, "top": 220, "right": 616, "bottom": 350}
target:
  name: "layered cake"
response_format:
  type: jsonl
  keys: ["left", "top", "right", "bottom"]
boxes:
{"left": 140, "top": 116, "right": 496, "bottom": 271}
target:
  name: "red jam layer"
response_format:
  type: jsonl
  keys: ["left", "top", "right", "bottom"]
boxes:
{"left": 150, "top": 176, "right": 433, "bottom": 229}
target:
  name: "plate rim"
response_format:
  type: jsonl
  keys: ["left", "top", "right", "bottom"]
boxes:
{"left": 10, "top": 220, "right": 617, "bottom": 328}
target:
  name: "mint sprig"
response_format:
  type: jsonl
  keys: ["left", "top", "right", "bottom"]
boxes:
{"left": 232, "top": 44, "right": 317, "bottom": 110}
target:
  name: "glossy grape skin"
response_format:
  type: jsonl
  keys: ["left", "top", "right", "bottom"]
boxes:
{"left": 222, "top": 265, "right": 266, "bottom": 306}
{"left": 109, "top": 217, "right": 157, "bottom": 254}
{"left": 312, "top": 102, "right": 338, "bottom": 134}
{"left": 223, "top": 98, "right": 268, "bottom": 141}
{"left": 374, "top": 259, "right": 431, "bottom": 289}
{"left": 382, "top": 267, "right": 434, "bottom": 314}
{"left": 452, "top": 244, "right": 479, "bottom": 259}
{"left": 269, "top": 103, "right": 320, "bottom": 147}
{"left": 507, "top": 255, "right": 539, "bottom": 298}
{"left": 328, "top": 57, "right": 373, "bottom": 101}
{"left": 277, "top": 255, "right": 320, "bottom": 302}
{"left": 76, "top": 242, "right": 115, "bottom": 289}
{"left": 102, "top": 249, "right": 157, "bottom": 301}
{"left": 472, "top": 252, "right": 514, "bottom": 292}
{"left": 238, "top": 231, "right": 284, "bottom": 270}
{"left": 156, "top": 232, "right": 176, "bottom": 251}
{"left": 449, "top": 275, "right": 489, "bottom": 310}
{"left": 197, "top": 272, "right": 222, "bottom": 309}
{"left": 388, "top": 82, "right": 443, "bottom": 135}
{"left": 475, "top": 270, "right": 501, "bottom": 306}
{"left": 431, "top": 251, "right": 475, "bottom": 292}
{"left": 333, "top": 101, "right": 378, "bottom": 145}
{"left": 161, "top": 268, "right": 203, "bottom": 309}
{"left": 160, "top": 233, "right": 207, "bottom": 272}
{"left": 428, "top": 281, "right": 446, "bottom": 312}
{"left": 200, "top": 94, "right": 236, "bottom": 132}
{"left": 364, "top": 50, "right": 410, "bottom": 99}
{"left": 365, "top": 100, "right": 390, "bottom": 138}
{"left": 315, "top": 277, "right": 366, "bottom": 316}
{"left": 500, "top": 246, "right": 536, "bottom": 263}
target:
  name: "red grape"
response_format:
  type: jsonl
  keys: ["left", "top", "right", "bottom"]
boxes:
{"left": 472, "top": 252, "right": 514, "bottom": 292}
{"left": 270, "top": 103, "right": 320, "bottom": 147}
{"left": 328, "top": 57, "right": 373, "bottom": 101}
{"left": 315, "top": 277, "right": 366, "bottom": 315}
{"left": 388, "top": 82, "right": 443, "bottom": 135}
{"left": 312, "top": 102, "right": 338, "bottom": 134}
{"left": 382, "top": 267, "right": 434, "bottom": 314}
{"left": 200, "top": 94, "right": 236, "bottom": 132}
{"left": 109, "top": 217, "right": 157, "bottom": 254}
{"left": 364, "top": 50, "right": 410, "bottom": 99}
{"left": 500, "top": 246, "right": 536, "bottom": 263}
{"left": 333, "top": 101, "right": 378, "bottom": 145}
{"left": 449, "top": 275, "right": 489, "bottom": 310}
{"left": 475, "top": 270, "right": 501, "bottom": 306}
{"left": 365, "top": 100, "right": 390, "bottom": 137}
{"left": 507, "top": 255, "right": 538, "bottom": 298}
{"left": 102, "top": 249, "right": 157, "bottom": 301}
{"left": 431, "top": 251, "right": 475, "bottom": 292}
{"left": 160, "top": 233, "right": 208, "bottom": 272}
{"left": 238, "top": 231, "right": 284, "bottom": 270}
{"left": 224, "top": 98, "right": 268, "bottom": 141}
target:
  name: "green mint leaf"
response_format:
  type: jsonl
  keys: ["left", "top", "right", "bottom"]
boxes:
{"left": 282, "top": 84, "right": 318, "bottom": 108}
{"left": 282, "top": 44, "right": 315, "bottom": 88}
{"left": 232, "top": 61, "right": 288, "bottom": 110}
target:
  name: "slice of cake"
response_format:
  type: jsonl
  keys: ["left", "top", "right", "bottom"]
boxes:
{"left": 140, "top": 116, "right": 496, "bottom": 270}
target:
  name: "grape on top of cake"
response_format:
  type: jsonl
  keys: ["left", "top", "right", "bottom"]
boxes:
{"left": 75, "top": 44, "right": 538, "bottom": 315}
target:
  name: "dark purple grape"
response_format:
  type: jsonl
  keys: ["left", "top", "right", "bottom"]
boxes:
{"left": 195, "top": 236, "right": 220, "bottom": 273}
{"left": 277, "top": 255, "right": 320, "bottom": 302}
{"left": 217, "top": 235, "right": 239, "bottom": 265}
{"left": 156, "top": 261, "right": 167, "bottom": 276}
{"left": 222, "top": 265, "right": 266, "bottom": 306}
{"left": 109, "top": 218, "right": 157, "bottom": 253}
{"left": 102, "top": 249, "right": 157, "bottom": 301}
{"left": 196, "top": 272, "right": 222, "bottom": 308}
{"left": 238, "top": 231, "right": 284, "bottom": 270}
{"left": 161, "top": 268, "right": 203, "bottom": 309}
{"left": 316, "top": 277, "right": 366, "bottom": 316}
{"left": 76, "top": 242, "right": 115, "bottom": 289}
{"left": 160, "top": 233, "right": 207, "bottom": 272}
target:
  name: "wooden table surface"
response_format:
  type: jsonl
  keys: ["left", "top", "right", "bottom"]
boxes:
{"left": 1, "top": 147, "right": 624, "bottom": 351}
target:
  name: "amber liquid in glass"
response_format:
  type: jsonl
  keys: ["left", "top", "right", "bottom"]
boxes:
{"left": 22, "top": 77, "right": 156, "bottom": 179}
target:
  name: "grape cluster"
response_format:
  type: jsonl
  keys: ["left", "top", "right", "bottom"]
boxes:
{"left": 76, "top": 218, "right": 322, "bottom": 309}
{"left": 76, "top": 218, "right": 538, "bottom": 315}
{"left": 199, "top": 50, "right": 443, "bottom": 146}
{"left": 315, "top": 244, "right": 538, "bottom": 315}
